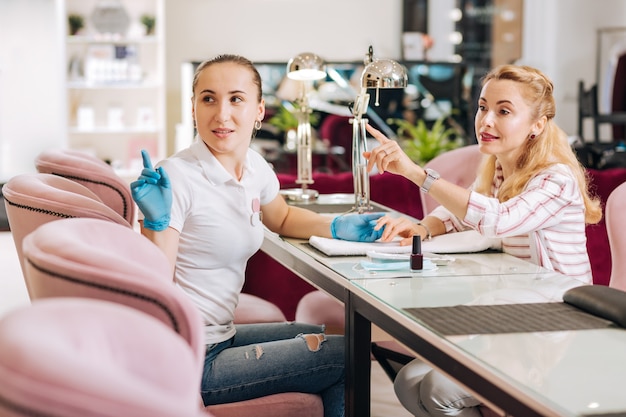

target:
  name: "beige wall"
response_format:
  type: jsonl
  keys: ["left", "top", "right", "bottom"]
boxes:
{"left": 521, "top": 0, "right": 626, "bottom": 139}
{"left": 0, "top": 0, "right": 67, "bottom": 180}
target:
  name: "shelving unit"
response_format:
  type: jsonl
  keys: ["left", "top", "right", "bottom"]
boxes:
{"left": 64, "top": 0, "right": 165, "bottom": 179}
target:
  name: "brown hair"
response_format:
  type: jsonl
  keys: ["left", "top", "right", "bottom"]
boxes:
{"left": 191, "top": 54, "right": 263, "bottom": 103}
{"left": 473, "top": 65, "right": 601, "bottom": 224}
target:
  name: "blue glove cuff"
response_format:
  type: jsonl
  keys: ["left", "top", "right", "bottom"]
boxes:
{"left": 143, "top": 216, "right": 170, "bottom": 232}
{"left": 330, "top": 216, "right": 339, "bottom": 239}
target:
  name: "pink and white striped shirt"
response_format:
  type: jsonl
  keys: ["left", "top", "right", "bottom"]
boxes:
{"left": 429, "top": 162, "right": 592, "bottom": 283}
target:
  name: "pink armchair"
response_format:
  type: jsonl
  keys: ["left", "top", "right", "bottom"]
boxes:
{"left": 35, "top": 148, "right": 136, "bottom": 225}
{"left": 421, "top": 144, "right": 483, "bottom": 215}
{"left": 22, "top": 217, "right": 205, "bottom": 363}
{"left": 21, "top": 217, "right": 323, "bottom": 417}
{"left": 606, "top": 181, "right": 626, "bottom": 291}
{"left": 33, "top": 149, "right": 287, "bottom": 324}
{"left": 2, "top": 173, "right": 128, "bottom": 283}
{"left": 0, "top": 298, "right": 208, "bottom": 417}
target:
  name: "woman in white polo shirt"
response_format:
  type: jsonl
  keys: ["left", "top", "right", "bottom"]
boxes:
{"left": 364, "top": 64, "right": 603, "bottom": 417}
{"left": 131, "top": 54, "right": 385, "bottom": 417}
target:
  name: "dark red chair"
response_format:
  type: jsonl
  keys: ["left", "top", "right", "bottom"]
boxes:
{"left": 318, "top": 115, "right": 353, "bottom": 171}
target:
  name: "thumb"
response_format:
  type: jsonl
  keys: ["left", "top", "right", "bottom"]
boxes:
{"left": 157, "top": 166, "right": 170, "bottom": 188}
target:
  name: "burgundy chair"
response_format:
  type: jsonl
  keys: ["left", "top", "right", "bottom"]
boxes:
{"left": 318, "top": 114, "right": 353, "bottom": 171}
{"left": 247, "top": 171, "right": 425, "bottom": 322}
{"left": 584, "top": 168, "right": 626, "bottom": 286}
{"left": 295, "top": 290, "right": 345, "bottom": 335}
{"left": 0, "top": 298, "right": 209, "bottom": 417}
{"left": 22, "top": 217, "right": 323, "bottom": 417}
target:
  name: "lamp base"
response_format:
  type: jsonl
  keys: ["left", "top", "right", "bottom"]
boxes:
{"left": 280, "top": 188, "right": 320, "bottom": 203}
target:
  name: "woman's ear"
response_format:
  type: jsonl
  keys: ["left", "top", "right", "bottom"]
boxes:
{"left": 533, "top": 115, "right": 547, "bottom": 137}
{"left": 258, "top": 98, "right": 266, "bottom": 121}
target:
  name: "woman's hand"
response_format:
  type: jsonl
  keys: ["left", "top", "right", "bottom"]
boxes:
{"left": 130, "top": 150, "right": 172, "bottom": 231}
{"left": 364, "top": 123, "right": 420, "bottom": 180}
{"left": 375, "top": 215, "right": 425, "bottom": 246}
{"left": 331, "top": 212, "right": 386, "bottom": 242}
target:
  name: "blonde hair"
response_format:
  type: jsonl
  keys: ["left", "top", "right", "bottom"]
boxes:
{"left": 473, "top": 65, "right": 601, "bottom": 224}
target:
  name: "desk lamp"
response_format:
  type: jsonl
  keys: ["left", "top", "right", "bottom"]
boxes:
{"left": 351, "top": 46, "right": 408, "bottom": 213}
{"left": 280, "top": 52, "right": 327, "bottom": 203}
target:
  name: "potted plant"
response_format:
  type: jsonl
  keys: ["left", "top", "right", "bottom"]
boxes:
{"left": 140, "top": 14, "right": 156, "bottom": 36}
{"left": 388, "top": 115, "right": 463, "bottom": 165}
{"left": 267, "top": 104, "right": 320, "bottom": 150}
{"left": 68, "top": 14, "right": 84, "bottom": 36}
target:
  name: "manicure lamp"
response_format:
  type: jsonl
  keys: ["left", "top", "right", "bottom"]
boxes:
{"left": 351, "top": 46, "right": 408, "bottom": 213}
{"left": 279, "top": 52, "right": 327, "bottom": 203}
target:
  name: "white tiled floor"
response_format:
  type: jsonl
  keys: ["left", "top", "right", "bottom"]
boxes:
{"left": 0, "top": 230, "right": 411, "bottom": 416}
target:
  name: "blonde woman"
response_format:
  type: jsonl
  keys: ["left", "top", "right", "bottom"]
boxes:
{"left": 364, "top": 64, "right": 602, "bottom": 416}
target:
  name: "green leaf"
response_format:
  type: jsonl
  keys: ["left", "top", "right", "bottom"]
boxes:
{"left": 267, "top": 104, "right": 319, "bottom": 133}
{"left": 388, "top": 115, "right": 463, "bottom": 165}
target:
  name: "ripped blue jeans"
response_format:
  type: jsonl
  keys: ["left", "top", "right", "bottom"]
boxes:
{"left": 200, "top": 322, "right": 345, "bottom": 417}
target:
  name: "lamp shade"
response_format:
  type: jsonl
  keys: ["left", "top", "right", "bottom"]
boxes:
{"left": 361, "top": 59, "right": 408, "bottom": 89}
{"left": 287, "top": 53, "right": 327, "bottom": 81}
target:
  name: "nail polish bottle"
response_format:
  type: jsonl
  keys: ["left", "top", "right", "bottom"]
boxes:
{"left": 411, "top": 235, "right": 423, "bottom": 270}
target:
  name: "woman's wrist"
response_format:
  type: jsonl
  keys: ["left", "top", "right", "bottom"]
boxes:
{"left": 416, "top": 220, "right": 432, "bottom": 240}
{"left": 407, "top": 165, "right": 427, "bottom": 186}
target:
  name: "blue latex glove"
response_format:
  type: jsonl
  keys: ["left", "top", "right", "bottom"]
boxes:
{"left": 330, "top": 212, "right": 385, "bottom": 242}
{"left": 130, "top": 150, "right": 172, "bottom": 231}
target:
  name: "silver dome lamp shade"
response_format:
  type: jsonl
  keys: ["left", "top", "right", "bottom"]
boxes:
{"left": 279, "top": 53, "right": 327, "bottom": 203}
{"left": 350, "top": 47, "right": 407, "bottom": 213}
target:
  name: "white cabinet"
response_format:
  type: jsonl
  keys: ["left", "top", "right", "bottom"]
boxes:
{"left": 64, "top": 0, "right": 165, "bottom": 179}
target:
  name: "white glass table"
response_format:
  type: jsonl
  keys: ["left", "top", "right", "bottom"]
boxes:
{"left": 262, "top": 195, "right": 622, "bottom": 417}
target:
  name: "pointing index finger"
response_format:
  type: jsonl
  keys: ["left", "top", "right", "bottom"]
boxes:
{"left": 141, "top": 149, "right": 154, "bottom": 171}
{"left": 365, "top": 123, "right": 391, "bottom": 145}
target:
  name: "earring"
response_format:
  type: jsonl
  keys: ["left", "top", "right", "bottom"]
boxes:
{"left": 530, "top": 133, "right": 536, "bottom": 139}
{"left": 254, "top": 120, "right": 262, "bottom": 130}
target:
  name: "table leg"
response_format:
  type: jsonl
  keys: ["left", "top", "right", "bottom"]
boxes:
{"left": 345, "top": 291, "right": 371, "bottom": 417}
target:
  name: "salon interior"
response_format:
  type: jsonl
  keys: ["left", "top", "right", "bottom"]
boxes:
{"left": 1, "top": 0, "right": 626, "bottom": 416}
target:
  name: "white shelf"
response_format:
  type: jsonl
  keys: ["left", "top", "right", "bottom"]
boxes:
{"left": 67, "top": 35, "right": 159, "bottom": 44}
{"left": 67, "top": 80, "right": 161, "bottom": 89}
{"left": 64, "top": 0, "right": 165, "bottom": 170}
{"left": 69, "top": 126, "right": 162, "bottom": 134}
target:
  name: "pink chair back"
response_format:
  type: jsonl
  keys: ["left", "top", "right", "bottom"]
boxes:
{"left": 295, "top": 290, "right": 345, "bottom": 335}
{"left": 421, "top": 144, "right": 484, "bottom": 215}
{"left": 35, "top": 149, "right": 135, "bottom": 225}
{"left": 235, "top": 293, "right": 286, "bottom": 323}
{"left": 33, "top": 150, "right": 287, "bottom": 325}
{"left": 607, "top": 181, "right": 626, "bottom": 291}
{"left": 0, "top": 298, "right": 207, "bottom": 417}
{"left": 21, "top": 217, "right": 205, "bottom": 367}
{"left": 2, "top": 173, "right": 129, "bottom": 282}
{"left": 21, "top": 217, "right": 322, "bottom": 417}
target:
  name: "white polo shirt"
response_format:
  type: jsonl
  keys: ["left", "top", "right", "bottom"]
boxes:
{"left": 158, "top": 139, "right": 280, "bottom": 344}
